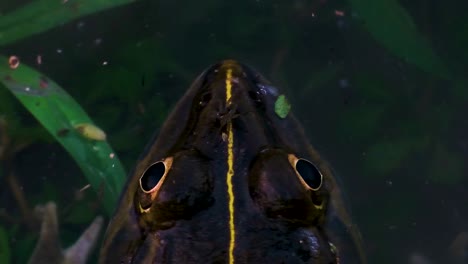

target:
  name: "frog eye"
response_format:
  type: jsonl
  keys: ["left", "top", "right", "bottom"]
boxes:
{"left": 295, "top": 159, "right": 323, "bottom": 190}
{"left": 139, "top": 158, "right": 173, "bottom": 193}
{"left": 289, "top": 155, "right": 323, "bottom": 191}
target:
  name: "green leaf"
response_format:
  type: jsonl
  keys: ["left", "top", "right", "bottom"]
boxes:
{"left": 0, "top": 0, "right": 135, "bottom": 46}
{"left": 349, "top": 0, "right": 450, "bottom": 79}
{"left": 0, "top": 55, "right": 125, "bottom": 215}
{"left": 0, "top": 226, "right": 10, "bottom": 264}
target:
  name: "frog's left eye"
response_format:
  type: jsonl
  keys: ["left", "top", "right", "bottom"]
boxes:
{"left": 289, "top": 155, "right": 323, "bottom": 191}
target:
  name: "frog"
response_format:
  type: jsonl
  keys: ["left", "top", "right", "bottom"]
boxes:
{"left": 99, "top": 60, "right": 366, "bottom": 264}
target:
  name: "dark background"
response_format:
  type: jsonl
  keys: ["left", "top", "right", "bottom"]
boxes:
{"left": 0, "top": 0, "right": 467, "bottom": 263}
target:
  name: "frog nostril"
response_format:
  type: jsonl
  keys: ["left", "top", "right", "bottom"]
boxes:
{"left": 248, "top": 90, "right": 261, "bottom": 103}
{"left": 199, "top": 92, "right": 212, "bottom": 107}
{"left": 295, "top": 158, "right": 323, "bottom": 191}
{"left": 140, "top": 161, "right": 166, "bottom": 192}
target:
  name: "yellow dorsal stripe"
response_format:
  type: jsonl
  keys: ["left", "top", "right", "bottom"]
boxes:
{"left": 225, "top": 69, "right": 236, "bottom": 264}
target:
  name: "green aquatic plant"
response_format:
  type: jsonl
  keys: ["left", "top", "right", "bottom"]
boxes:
{"left": 349, "top": 0, "right": 450, "bottom": 79}
{"left": 0, "top": 0, "right": 135, "bottom": 46}
{"left": 0, "top": 55, "right": 126, "bottom": 215}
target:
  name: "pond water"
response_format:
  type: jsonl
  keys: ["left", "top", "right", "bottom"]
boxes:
{"left": 0, "top": 0, "right": 466, "bottom": 263}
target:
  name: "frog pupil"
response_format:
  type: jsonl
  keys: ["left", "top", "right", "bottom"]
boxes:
{"left": 140, "top": 161, "right": 165, "bottom": 192}
{"left": 296, "top": 159, "right": 323, "bottom": 190}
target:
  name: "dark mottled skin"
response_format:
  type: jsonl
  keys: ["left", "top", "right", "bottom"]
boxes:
{"left": 99, "top": 60, "right": 366, "bottom": 264}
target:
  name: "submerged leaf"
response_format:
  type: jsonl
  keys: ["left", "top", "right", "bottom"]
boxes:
{"left": 0, "top": 0, "right": 135, "bottom": 46}
{"left": 349, "top": 0, "right": 450, "bottom": 79}
{"left": 0, "top": 55, "right": 125, "bottom": 215}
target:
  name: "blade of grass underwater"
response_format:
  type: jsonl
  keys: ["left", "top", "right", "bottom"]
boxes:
{"left": 0, "top": 55, "right": 125, "bottom": 215}
{"left": 349, "top": 0, "right": 450, "bottom": 79}
{"left": 0, "top": 0, "right": 134, "bottom": 46}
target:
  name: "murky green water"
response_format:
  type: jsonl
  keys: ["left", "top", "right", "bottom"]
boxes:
{"left": 0, "top": 0, "right": 466, "bottom": 263}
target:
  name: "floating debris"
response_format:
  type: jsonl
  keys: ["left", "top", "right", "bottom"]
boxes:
{"left": 74, "top": 123, "right": 106, "bottom": 141}
{"left": 8, "top": 56, "right": 20, "bottom": 69}
{"left": 39, "top": 76, "right": 49, "bottom": 89}
{"left": 335, "top": 10, "right": 345, "bottom": 17}
{"left": 274, "top": 94, "right": 291, "bottom": 119}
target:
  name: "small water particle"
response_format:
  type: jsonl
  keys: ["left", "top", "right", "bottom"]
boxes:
{"left": 339, "top": 79, "right": 349, "bottom": 88}
{"left": 335, "top": 10, "right": 345, "bottom": 16}
{"left": 102, "top": 61, "right": 108, "bottom": 66}
{"left": 36, "top": 55, "right": 42, "bottom": 65}
{"left": 39, "top": 76, "right": 49, "bottom": 89}
{"left": 77, "top": 21, "right": 85, "bottom": 29}
{"left": 25, "top": 87, "right": 30, "bottom": 92}
{"left": 8, "top": 55, "right": 20, "bottom": 69}
{"left": 56, "top": 49, "right": 63, "bottom": 54}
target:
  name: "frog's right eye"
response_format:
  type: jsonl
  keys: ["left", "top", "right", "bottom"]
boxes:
{"left": 294, "top": 158, "right": 323, "bottom": 191}
{"left": 139, "top": 158, "right": 173, "bottom": 193}
{"left": 288, "top": 154, "right": 323, "bottom": 191}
